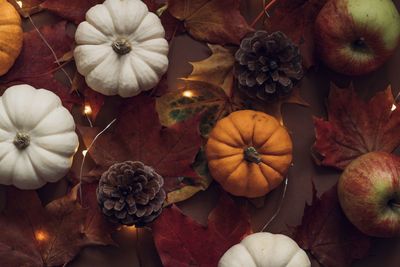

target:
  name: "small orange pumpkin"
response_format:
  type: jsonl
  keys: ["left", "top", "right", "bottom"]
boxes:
{"left": 206, "top": 110, "right": 293, "bottom": 198}
{"left": 0, "top": 0, "right": 23, "bottom": 76}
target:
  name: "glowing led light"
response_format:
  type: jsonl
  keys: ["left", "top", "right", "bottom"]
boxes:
{"left": 34, "top": 230, "right": 48, "bottom": 242}
{"left": 392, "top": 104, "right": 397, "bottom": 112}
{"left": 182, "top": 90, "right": 194, "bottom": 98}
{"left": 82, "top": 150, "right": 88, "bottom": 156}
{"left": 84, "top": 104, "right": 92, "bottom": 115}
{"left": 124, "top": 225, "right": 137, "bottom": 232}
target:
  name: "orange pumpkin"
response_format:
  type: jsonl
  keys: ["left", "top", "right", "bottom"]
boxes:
{"left": 206, "top": 110, "right": 293, "bottom": 198}
{"left": 0, "top": 0, "right": 23, "bottom": 76}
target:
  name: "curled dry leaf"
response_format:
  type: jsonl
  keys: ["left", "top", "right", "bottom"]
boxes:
{"left": 265, "top": 0, "right": 327, "bottom": 69}
{"left": 156, "top": 80, "right": 242, "bottom": 137}
{"left": 188, "top": 44, "right": 236, "bottom": 96}
{"left": 78, "top": 94, "right": 208, "bottom": 204}
{"left": 313, "top": 84, "right": 400, "bottom": 170}
{"left": 167, "top": 0, "right": 253, "bottom": 45}
{"left": 293, "top": 184, "right": 371, "bottom": 267}
{"left": 0, "top": 186, "right": 116, "bottom": 267}
{"left": 0, "top": 21, "right": 81, "bottom": 110}
{"left": 152, "top": 193, "right": 252, "bottom": 267}
{"left": 156, "top": 46, "right": 239, "bottom": 136}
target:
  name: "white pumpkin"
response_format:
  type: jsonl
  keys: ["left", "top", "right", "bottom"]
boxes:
{"left": 219, "top": 233, "right": 311, "bottom": 267}
{"left": 0, "top": 85, "right": 79, "bottom": 190}
{"left": 74, "top": 0, "right": 169, "bottom": 97}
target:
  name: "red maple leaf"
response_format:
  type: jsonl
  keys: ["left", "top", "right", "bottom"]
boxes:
{"left": 0, "top": 21, "right": 81, "bottom": 110}
{"left": 40, "top": 0, "right": 104, "bottom": 24}
{"left": 266, "top": 0, "right": 327, "bottom": 69}
{"left": 293, "top": 184, "right": 371, "bottom": 267}
{"left": 78, "top": 94, "right": 203, "bottom": 195}
{"left": 313, "top": 84, "right": 400, "bottom": 170}
{"left": 167, "top": 0, "right": 253, "bottom": 45}
{"left": 0, "top": 186, "right": 115, "bottom": 267}
{"left": 152, "top": 193, "right": 252, "bottom": 267}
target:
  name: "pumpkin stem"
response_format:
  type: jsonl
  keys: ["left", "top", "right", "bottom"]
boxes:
{"left": 244, "top": 147, "right": 262, "bottom": 164}
{"left": 14, "top": 133, "right": 30, "bottom": 150}
{"left": 112, "top": 38, "right": 132, "bottom": 55}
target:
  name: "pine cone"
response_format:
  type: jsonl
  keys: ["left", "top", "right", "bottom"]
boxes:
{"left": 235, "top": 31, "right": 303, "bottom": 102}
{"left": 97, "top": 161, "right": 166, "bottom": 227}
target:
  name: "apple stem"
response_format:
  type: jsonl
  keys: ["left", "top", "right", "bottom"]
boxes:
{"left": 250, "top": 0, "right": 279, "bottom": 28}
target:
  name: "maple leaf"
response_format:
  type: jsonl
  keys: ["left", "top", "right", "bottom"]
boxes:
{"left": 293, "top": 184, "right": 371, "bottom": 267}
{"left": 8, "top": 0, "right": 44, "bottom": 17}
{"left": 156, "top": 80, "right": 242, "bottom": 137}
{"left": 0, "top": 21, "right": 81, "bottom": 111}
{"left": 188, "top": 44, "right": 236, "bottom": 96}
{"left": 167, "top": 0, "right": 253, "bottom": 45}
{"left": 313, "top": 84, "right": 400, "bottom": 170}
{"left": 265, "top": 0, "right": 327, "bottom": 69}
{"left": 0, "top": 186, "right": 115, "bottom": 267}
{"left": 40, "top": 0, "right": 104, "bottom": 24}
{"left": 152, "top": 193, "right": 252, "bottom": 267}
{"left": 78, "top": 94, "right": 208, "bottom": 204}
{"left": 78, "top": 183, "right": 117, "bottom": 244}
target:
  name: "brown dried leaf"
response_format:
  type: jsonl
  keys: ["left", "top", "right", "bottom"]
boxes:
{"left": 0, "top": 186, "right": 115, "bottom": 267}
{"left": 293, "top": 184, "right": 371, "bottom": 267}
{"left": 265, "top": 0, "right": 327, "bottom": 68}
{"left": 168, "top": 0, "right": 253, "bottom": 45}
{"left": 152, "top": 193, "right": 252, "bottom": 267}
{"left": 313, "top": 84, "right": 400, "bottom": 170}
{"left": 188, "top": 44, "right": 236, "bottom": 96}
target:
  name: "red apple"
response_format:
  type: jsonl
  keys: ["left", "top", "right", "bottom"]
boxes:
{"left": 338, "top": 152, "right": 400, "bottom": 237}
{"left": 315, "top": 0, "right": 400, "bottom": 76}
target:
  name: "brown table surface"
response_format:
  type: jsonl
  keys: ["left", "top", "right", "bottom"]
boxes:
{"left": 4, "top": 1, "right": 400, "bottom": 266}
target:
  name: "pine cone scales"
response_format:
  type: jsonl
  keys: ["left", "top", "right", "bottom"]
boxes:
{"left": 235, "top": 31, "right": 303, "bottom": 101}
{"left": 97, "top": 161, "right": 166, "bottom": 227}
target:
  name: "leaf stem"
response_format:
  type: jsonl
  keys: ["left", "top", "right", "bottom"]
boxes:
{"left": 250, "top": 0, "right": 279, "bottom": 28}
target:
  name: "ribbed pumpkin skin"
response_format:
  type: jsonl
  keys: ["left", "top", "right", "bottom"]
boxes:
{"left": 206, "top": 110, "right": 293, "bottom": 198}
{"left": 0, "top": 0, "right": 23, "bottom": 76}
{"left": 74, "top": 0, "right": 169, "bottom": 97}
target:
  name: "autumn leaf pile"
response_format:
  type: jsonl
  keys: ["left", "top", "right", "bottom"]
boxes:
{"left": 0, "top": 0, "right": 398, "bottom": 267}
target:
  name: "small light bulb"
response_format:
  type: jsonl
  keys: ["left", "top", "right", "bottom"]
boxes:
{"left": 182, "top": 90, "right": 194, "bottom": 98}
{"left": 35, "top": 230, "right": 48, "bottom": 242}
{"left": 124, "top": 225, "right": 137, "bottom": 232}
{"left": 82, "top": 150, "right": 88, "bottom": 156}
{"left": 391, "top": 104, "right": 397, "bottom": 112}
{"left": 84, "top": 105, "right": 92, "bottom": 115}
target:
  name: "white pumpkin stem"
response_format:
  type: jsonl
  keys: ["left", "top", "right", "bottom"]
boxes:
{"left": 13, "top": 133, "right": 30, "bottom": 150}
{"left": 244, "top": 147, "right": 262, "bottom": 164}
{"left": 112, "top": 38, "right": 132, "bottom": 55}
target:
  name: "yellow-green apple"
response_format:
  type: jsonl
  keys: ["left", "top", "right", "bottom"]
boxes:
{"left": 315, "top": 0, "right": 400, "bottom": 76}
{"left": 338, "top": 152, "right": 400, "bottom": 237}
